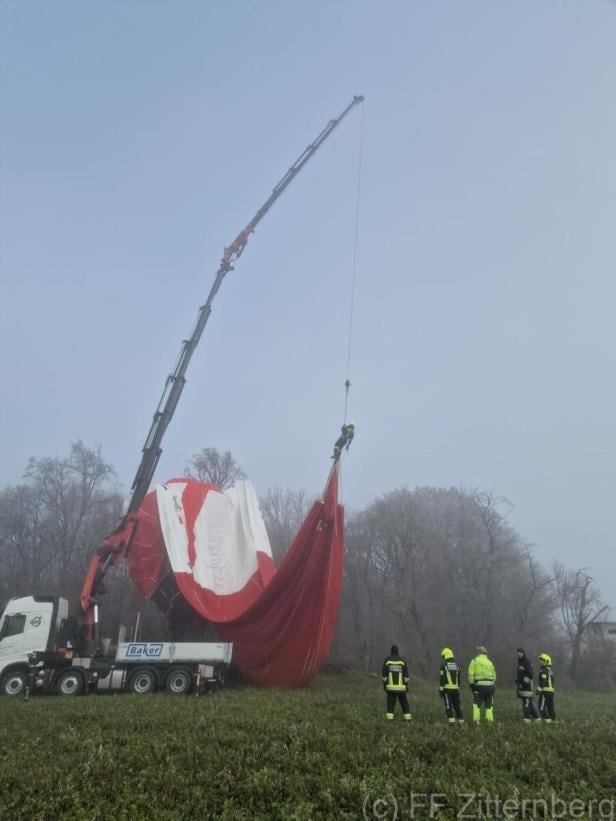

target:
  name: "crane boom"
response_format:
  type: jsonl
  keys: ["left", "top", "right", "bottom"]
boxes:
{"left": 80, "top": 95, "right": 364, "bottom": 643}
{"left": 129, "top": 94, "right": 363, "bottom": 515}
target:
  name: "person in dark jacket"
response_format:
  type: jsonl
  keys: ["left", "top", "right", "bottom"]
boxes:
{"left": 439, "top": 647, "right": 464, "bottom": 724}
{"left": 537, "top": 652, "right": 557, "bottom": 722}
{"left": 515, "top": 648, "right": 540, "bottom": 722}
{"left": 381, "top": 645, "right": 411, "bottom": 721}
{"left": 331, "top": 423, "right": 355, "bottom": 460}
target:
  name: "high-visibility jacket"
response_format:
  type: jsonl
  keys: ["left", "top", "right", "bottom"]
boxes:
{"left": 381, "top": 655, "right": 409, "bottom": 692}
{"left": 439, "top": 658, "right": 461, "bottom": 691}
{"left": 467, "top": 653, "right": 496, "bottom": 687}
{"left": 537, "top": 665, "right": 555, "bottom": 693}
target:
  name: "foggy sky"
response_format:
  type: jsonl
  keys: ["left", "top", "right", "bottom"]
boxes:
{"left": 1, "top": 1, "right": 615, "bottom": 606}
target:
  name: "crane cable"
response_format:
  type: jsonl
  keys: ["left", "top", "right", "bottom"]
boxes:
{"left": 343, "top": 101, "right": 365, "bottom": 424}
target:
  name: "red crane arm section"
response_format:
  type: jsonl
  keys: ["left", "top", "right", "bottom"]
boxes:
{"left": 79, "top": 516, "right": 138, "bottom": 628}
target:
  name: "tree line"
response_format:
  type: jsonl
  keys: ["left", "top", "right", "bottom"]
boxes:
{"left": 0, "top": 442, "right": 613, "bottom": 689}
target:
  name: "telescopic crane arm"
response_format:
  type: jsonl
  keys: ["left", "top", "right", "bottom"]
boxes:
{"left": 80, "top": 95, "right": 364, "bottom": 641}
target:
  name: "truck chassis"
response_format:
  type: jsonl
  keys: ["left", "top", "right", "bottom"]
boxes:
{"left": 27, "top": 645, "right": 228, "bottom": 697}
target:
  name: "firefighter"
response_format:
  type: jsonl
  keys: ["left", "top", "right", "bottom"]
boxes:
{"left": 515, "top": 648, "right": 539, "bottom": 722}
{"left": 467, "top": 646, "right": 496, "bottom": 724}
{"left": 537, "top": 652, "right": 556, "bottom": 722}
{"left": 381, "top": 644, "right": 411, "bottom": 721}
{"left": 331, "top": 423, "right": 355, "bottom": 460}
{"left": 439, "top": 647, "right": 464, "bottom": 724}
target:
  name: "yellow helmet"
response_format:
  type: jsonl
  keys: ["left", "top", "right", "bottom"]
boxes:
{"left": 441, "top": 647, "right": 454, "bottom": 660}
{"left": 538, "top": 652, "right": 552, "bottom": 665}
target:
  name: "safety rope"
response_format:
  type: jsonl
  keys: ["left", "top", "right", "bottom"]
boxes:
{"left": 343, "top": 101, "right": 364, "bottom": 423}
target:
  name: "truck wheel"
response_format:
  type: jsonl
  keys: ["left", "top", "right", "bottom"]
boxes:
{"left": 57, "top": 670, "right": 84, "bottom": 696}
{"left": 164, "top": 668, "right": 192, "bottom": 695}
{"left": 1, "top": 670, "right": 27, "bottom": 697}
{"left": 129, "top": 669, "right": 156, "bottom": 694}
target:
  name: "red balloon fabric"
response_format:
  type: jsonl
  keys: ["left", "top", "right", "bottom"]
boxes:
{"left": 128, "top": 465, "right": 344, "bottom": 687}
{"left": 216, "top": 467, "right": 343, "bottom": 686}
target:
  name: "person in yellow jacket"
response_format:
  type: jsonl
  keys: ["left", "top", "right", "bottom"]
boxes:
{"left": 467, "top": 645, "right": 496, "bottom": 724}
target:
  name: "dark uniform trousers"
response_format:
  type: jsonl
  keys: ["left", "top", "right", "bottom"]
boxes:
{"left": 386, "top": 690, "right": 411, "bottom": 716}
{"left": 538, "top": 692, "right": 556, "bottom": 721}
{"left": 442, "top": 689, "right": 463, "bottom": 721}
{"left": 520, "top": 695, "right": 539, "bottom": 720}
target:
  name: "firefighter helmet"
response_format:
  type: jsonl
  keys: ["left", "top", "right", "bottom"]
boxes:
{"left": 538, "top": 652, "right": 552, "bottom": 665}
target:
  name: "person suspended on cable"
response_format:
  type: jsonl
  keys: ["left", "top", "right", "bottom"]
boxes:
{"left": 382, "top": 644, "right": 411, "bottom": 721}
{"left": 332, "top": 423, "right": 355, "bottom": 460}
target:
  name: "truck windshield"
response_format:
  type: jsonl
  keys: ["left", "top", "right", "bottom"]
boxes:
{"left": 0, "top": 613, "right": 26, "bottom": 641}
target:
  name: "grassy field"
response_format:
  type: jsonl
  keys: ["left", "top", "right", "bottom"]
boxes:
{"left": 1, "top": 676, "right": 615, "bottom": 820}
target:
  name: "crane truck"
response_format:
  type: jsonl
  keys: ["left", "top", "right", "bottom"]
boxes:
{"left": 0, "top": 594, "right": 231, "bottom": 696}
{"left": 0, "top": 95, "right": 364, "bottom": 698}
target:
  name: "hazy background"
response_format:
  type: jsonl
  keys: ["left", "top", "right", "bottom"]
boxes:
{"left": 1, "top": 1, "right": 614, "bottom": 604}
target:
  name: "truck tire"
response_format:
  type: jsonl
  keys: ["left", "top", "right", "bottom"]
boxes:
{"left": 57, "top": 670, "right": 84, "bottom": 696}
{"left": 1, "top": 670, "right": 27, "bottom": 697}
{"left": 129, "top": 668, "right": 157, "bottom": 694}
{"left": 164, "top": 668, "right": 192, "bottom": 695}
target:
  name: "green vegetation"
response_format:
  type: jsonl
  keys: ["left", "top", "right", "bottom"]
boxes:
{"left": 1, "top": 677, "right": 615, "bottom": 820}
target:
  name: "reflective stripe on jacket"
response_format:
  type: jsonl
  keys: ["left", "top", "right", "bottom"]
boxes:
{"left": 537, "top": 666, "right": 555, "bottom": 693}
{"left": 467, "top": 654, "right": 496, "bottom": 686}
{"left": 381, "top": 656, "right": 409, "bottom": 691}
{"left": 439, "top": 659, "right": 460, "bottom": 691}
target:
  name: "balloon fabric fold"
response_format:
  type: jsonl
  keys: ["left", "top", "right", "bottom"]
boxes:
{"left": 128, "top": 465, "right": 344, "bottom": 686}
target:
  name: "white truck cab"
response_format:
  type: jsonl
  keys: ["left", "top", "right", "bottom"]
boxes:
{"left": 1, "top": 595, "right": 232, "bottom": 697}
{"left": 0, "top": 596, "right": 68, "bottom": 696}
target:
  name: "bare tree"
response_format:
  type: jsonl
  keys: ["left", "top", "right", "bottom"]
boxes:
{"left": 184, "top": 448, "right": 246, "bottom": 490}
{"left": 516, "top": 551, "right": 557, "bottom": 636}
{"left": 348, "top": 489, "right": 435, "bottom": 674}
{"left": 337, "top": 511, "right": 390, "bottom": 671}
{"left": 0, "top": 441, "right": 122, "bottom": 609}
{"left": 0, "top": 483, "right": 50, "bottom": 599}
{"left": 25, "top": 441, "right": 117, "bottom": 584}
{"left": 554, "top": 565, "right": 609, "bottom": 681}
{"left": 259, "top": 487, "right": 312, "bottom": 564}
